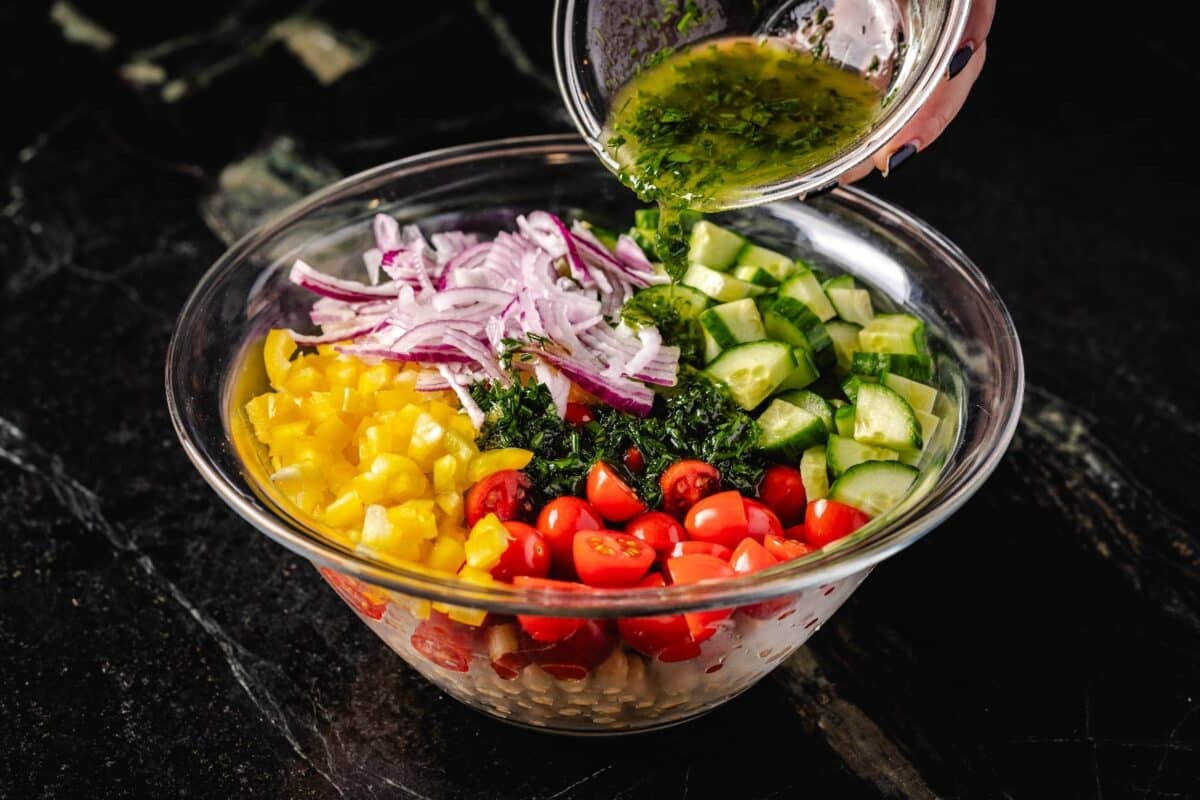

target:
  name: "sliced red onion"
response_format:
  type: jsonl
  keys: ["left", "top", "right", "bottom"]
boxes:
{"left": 290, "top": 260, "right": 399, "bottom": 302}
{"left": 537, "top": 351, "right": 654, "bottom": 417}
{"left": 439, "top": 365, "right": 486, "bottom": 429}
{"left": 436, "top": 241, "right": 491, "bottom": 290}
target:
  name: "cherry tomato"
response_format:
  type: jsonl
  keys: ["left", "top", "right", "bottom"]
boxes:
{"left": 764, "top": 533, "right": 814, "bottom": 561}
{"left": 730, "top": 537, "right": 779, "bottom": 574}
{"left": 665, "top": 553, "right": 736, "bottom": 641}
{"left": 662, "top": 540, "right": 733, "bottom": 562}
{"left": 464, "top": 469, "right": 534, "bottom": 527}
{"left": 784, "top": 524, "right": 808, "bottom": 541}
{"left": 490, "top": 522, "right": 551, "bottom": 582}
{"left": 319, "top": 567, "right": 388, "bottom": 620}
{"left": 804, "top": 499, "right": 871, "bottom": 548}
{"left": 623, "top": 446, "right": 646, "bottom": 473}
{"left": 410, "top": 612, "right": 476, "bottom": 673}
{"left": 617, "top": 575, "right": 702, "bottom": 662}
{"left": 659, "top": 459, "right": 721, "bottom": 517}
{"left": 512, "top": 576, "right": 589, "bottom": 642}
{"left": 573, "top": 530, "right": 655, "bottom": 587}
{"left": 586, "top": 461, "right": 647, "bottom": 522}
{"left": 743, "top": 497, "right": 785, "bottom": 541}
{"left": 684, "top": 490, "right": 749, "bottom": 548}
{"left": 624, "top": 511, "right": 687, "bottom": 554}
{"left": 757, "top": 465, "right": 808, "bottom": 526}
{"left": 527, "top": 619, "right": 617, "bottom": 680}
{"left": 486, "top": 622, "right": 529, "bottom": 680}
{"left": 536, "top": 496, "right": 605, "bottom": 575}
{"left": 565, "top": 402, "right": 595, "bottom": 427}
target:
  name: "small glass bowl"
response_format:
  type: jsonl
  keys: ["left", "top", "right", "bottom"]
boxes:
{"left": 165, "top": 134, "right": 1021, "bottom": 735}
{"left": 553, "top": 0, "right": 971, "bottom": 206}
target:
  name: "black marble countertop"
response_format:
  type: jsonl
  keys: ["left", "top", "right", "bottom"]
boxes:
{"left": 2, "top": 2, "right": 1198, "bottom": 797}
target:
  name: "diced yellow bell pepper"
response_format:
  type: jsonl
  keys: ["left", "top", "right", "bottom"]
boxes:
{"left": 428, "top": 535, "right": 466, "bottom": 574}
{"left": 323, "top": 490, "right": 364, "bottom": 528}
{"left": 466, "top": 448, "right": 534, "bottom": 484}
{"left": 263, "top": 329, "right": 296, "bottom": 391}
{"left": 285, "top": 364, "right": 326, "bottom": 394}
{"left": 325, "top": 356, "right": 361, "bottom": 388}
{"left": 313, "top": 417, "right": 353, "bottom": 451}
{"left": 351, "top": 470, "right": 388, "bottom": 505}
{"left": 407, "top": 412, "right": 445, "bottom": 469}
{"left": 359, "top": 503, "right": 394, "bottom": 549}
{"left": 447, "top": 413, "right": 478, "bottom": 442}
{"left": 358, "top": 363, "right": 398, "bottom": 395}
{"left": 432, "top": 454, "right": 460, "bottom": 494}
{"left": 387, "top": 499, "right": 438, "bottom": 541}
{"left": 441, "top": 430, "right": 477, "bottom": 466}
{"left": 463, "top": 513, "right": 511, "bottom": 571}
{"left": 434, "top": 491, "right": 463, "bottom": 523}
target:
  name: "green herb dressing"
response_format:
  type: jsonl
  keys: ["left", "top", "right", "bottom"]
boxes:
{"left": 604, "top": 36, "right": 882, "bottom": 278}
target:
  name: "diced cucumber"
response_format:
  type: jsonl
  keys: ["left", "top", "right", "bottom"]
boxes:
{"left": 626, "top": 284, "right": 711, "bottom": 318}
{"left": 800, "top": 446, "right": 830, "bottom": 501}
{"left": 882, "top": 372, "right": 938, "bottom": 414}
{"left": 778, "top": 268, "right": 836, "bottom": 322}
{"left": 825, "top": 320, "right": 861, "bottom": 374}
{"left": 682, "top": 262, "right": 767, "bottom": 302}
{"left": 688, "top": 221, "right": 746, "bottom": 270}
{"left": 776, "top": 347, "right": 820, "bottom": 391}
{"left": 629, "top": 228, "right": 659, "bottom": 260}
{"left": 825, "top": 435, "right": 899, "bottom": 477}
{"left": 699, "top": 299, "right": 766, "bottom": 354}
{"left": 757, "top": 399, "right": 828, "bottom": 457}
{"left": 634, "top": 208, "right": 659, "bottom": 229}
{"left": 853, "top": 383, "right": 923, "bottom": 451}
{"left": 762, "top": 297, "right": 833, "bottom": 367}
{"left": 736, "top": 244, "right": 796, "bottom": 281}
{"left": 704, "top": 341, "right": 795, "bottom": 410}
{"left": 851, "top": 351, "right": 935, "bottom": 383}
{"left": 829, "top": 461, "right": 918, "bottom": 517}
{"left": 900, "top": 410, "right": 942, "bottom": 466}
{"left": 830, "top": 398, "right": 848, "bottom": 409}
{"left": 826, "top": 287, "right": 875, "bottom": 326}
{"left": 834, "top": 404, "right": 856, "bottom": 437}
{"left": 858, "top": 313, "right": 928, "bottom": 355}
{"left": 822, "top": 274, "right": 855, "bottom": 291}
{"left": 581, "top": 222, "right": 619, "bottom": 252}
{"left": 778, "top": 389, "right": 834, "bottom": 433}
{"left": 732, "top": 265, "right": 781, "bottom": 287}
{"left": 840, "top": 373, "right": 873, "bottom": 404}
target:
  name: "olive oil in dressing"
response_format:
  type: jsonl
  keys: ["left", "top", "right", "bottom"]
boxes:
{"left": 604, "top": 37, "right": 883, "bottom": 278}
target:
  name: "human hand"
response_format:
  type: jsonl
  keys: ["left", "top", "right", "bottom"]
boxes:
{"left": 839, "top": 0, "right": 996, "bottom": 183}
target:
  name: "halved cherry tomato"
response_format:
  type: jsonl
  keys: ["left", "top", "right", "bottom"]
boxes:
{"left": 536, "top": 496, "right": 605, "bottom": 575}
{"left": 743, "top": 497, "right": 785, "bottom": 541}
{"left": 464, "top": 469, "right": 534, "bottom": 527}
{"left": 565, "top": 402, "right": 595, "bottom": 427}
{"left": 784, "top": 523, "right": 808, "bottom": 541}
{"left": 665, "top": 553, "right": 736, "bottom": 641}
{"left": 663, "top": 540, "right": 733, "bottom": 562}
{"left": 684, "top": 490, "right": 749, "bottom": 547}
{"left": 623, "top": 446, "right": 646, "bottom": 473}
{"left": 624, "top": 511, "right": 687, "bottom": 554}
{"left": 410, "top": 612, "right": 476, "bottom": 673}
{"left": 573, "top": 530, "right": 655, "bottom": 587}
{"left": 757, "top": 465, "right": 808, "bottom": 526}
{"left": 617, "top": 575, "right": 702, "bottom": 662}
{"left": 586, "top": 461, "right": 647, "bottom": 522}
{"left": 527, "top": 619, "right": 617, "bottom": 680}
{"left": 486, "top": 622, "right": 529, "bottom": 680}
{"left": 659, "top": 459, "right": 721, "bottom": 517}
{"left": 319, "top": 567, "right": 388, "bottom": 620}
{"left": 491, "top": 522, "right": 551, "bottom": 582}
{"left": 512, "top": 576, "right": 589, "bottom": 642}
{"left": 764, "top": 533, "right": 814, "bottom": 561}
{"left": 730, "top": 537, "right": 779, "bottom": 574}
{"left": 804, "top": 499, "right": 871, "bottom": 548}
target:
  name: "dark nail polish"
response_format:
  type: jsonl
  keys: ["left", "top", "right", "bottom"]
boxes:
{"left": 886, "top": 143, "right": 917, "bottom": 175}
{"left": 948, "top": 43, "right": 974, "bottom": 78}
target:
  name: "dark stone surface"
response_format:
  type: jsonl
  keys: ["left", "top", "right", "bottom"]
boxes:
{"left": 2, "top": 2, "right": 1197, "bottom": 798}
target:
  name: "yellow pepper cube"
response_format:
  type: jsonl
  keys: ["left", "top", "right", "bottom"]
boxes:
{"left": 285, "top": 364, "right": 327, "bottom": 395}
{"left": 395, "top": 594, "right": 432, "bottom": 620}
{"left": 323, "top": 490, "right": 364, "bottom": 529}
{"left": 359, "top": 503, "right": 395, "bottom": 549}
{"left": 374, "top": 389, "right": 410, "bottom": 411}
{"left": 441, "top": 430, "right": 477, "bottom": 468}
{"left": 323, "top": 459, "right": 357, "bottom": 494}
{"left": 288, "top": 488, "right": 324, "bottom": 517}
{"left": 463, "top": 513, "right": 511, "bottom": 571}
{"left": 428, "top": 535, "right": 466, "bottom": 574}
{"left": 358, "top": 363, "right": 398, "bottom": 395}
{"left": 447, "top": 413, "right": 478, "bottom": 441}
{"left": 434, "top": 491, "right": 463, "bottom": 523}
{"left": 263, "top": 329, "right": 297, "bottom": 391}
{"left": 351, "top": 470, "right": 388, "bottom": 505}
{"left": 393, "top": 367, "right": 419, "bottom": 391}
{"left": 313, "top": 416, "right": 353, "bottom": 452}
{"left": 432, "top": 454, "right": 460, "bottom": 495}
{"left": 387, "top": 499, "right": 438, "bottom": 542}
{"left": 325, "top": 358, "right": 361, "bottom": 389}
{"left": 427, "top": 400, "right": 457, "bottom": 427}
{"left": 267, "top": 420, "right": 311, "bottom": 459}
{"left": 407, "top": 412, "right": 446, "bottom": 469}
{"left": 245, "top": 393, "right": 290, "bottom": 441}
{"left": 466, "top": 448, "right": 534, "bottom": 485}
{"left": 357, "top": 425, "right": 393, "bottom": 462}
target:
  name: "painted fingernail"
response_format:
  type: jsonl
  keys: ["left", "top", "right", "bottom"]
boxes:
{"left": 948, "top": 42, "right": 974, "bottom": 78}
{"left": 885, "top": 142, "right": 918, "bottom": 176}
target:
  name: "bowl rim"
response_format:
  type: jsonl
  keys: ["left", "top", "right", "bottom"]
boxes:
{"left": 165, "top": 133, "right": 1023, "bottom": 617}
{"left": 551, "top": 0, "right": 973, "bottom": 204}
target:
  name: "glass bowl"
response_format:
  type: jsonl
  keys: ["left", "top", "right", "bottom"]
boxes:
{"left": 166, "top": 134, "right": 1021, "bottom": 734}
{"left": 553, "top": 0, "right": 971, "bottom": 206}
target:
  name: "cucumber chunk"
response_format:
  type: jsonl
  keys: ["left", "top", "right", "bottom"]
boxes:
{"left": 688, "top": 221, "right": 746, "bottom": 270}
{"left": 800, "top": 446, "right": 830, "bottom": 501}
{"left": 900, "top": 409, "right": 942, "bottom": 466}
{"left": 826, "top": 435, "right": 899, "bottom": 477}
{"left": 762, "top": 296, "right": 833, "bottom": 366}
{"left": 829, "top": 461, "right": 918, "bottom": 517}
{"left": 834, "top": 404, "right": 856, "bottom": 437}
{"left": 778, "top": 268, "right": 837, "bottom": 322}
{"left": 704, "top": 341, "right": 795, "bottom": 410}
{"left": 732, "top": 265, "right": 782, "bottom": 287}
{"left": 736, "top": 243, "right": 796, "bottom": 281}
{"left": 699, "top": 299, "right": 766, "bottom": 353}
{"left": 778, "top": 389, "right": 835, "bottom": 433}
{"left": 825, "top": 320, "right": 861, "bottom": 374}
{"left": 882, "top": 372, "right": 938, "bottom": 414}
{"left": 840, "top": 373, "right": 874, "bottom": 404}
{"left": 634, "top": 208, "right": 660, "bottom": 229}
{"left": 628, "top": 228, "right": 659, "bottom": 260}
{"left": 757, "top": 398, "right": 829, "bottom": 457}
{"left": 682, "top": 262, "right": 767, "bottom": 302}
{"left": 776, "top": 348, "right": 821, "bottom": 391}
{"left": 858, "top": 313, "right": 928, "bottom": 355}
{"left": 853, "top": 383, "right": 923, "bottom": 451}
{"left": 822, "top": 274, "right": 854, "bottom": 291}
{"left": 851, "top": 351, "right": 935, "bottom": 383}
{"left": 826, "top": 287, "right": 875, "bottom": 326}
